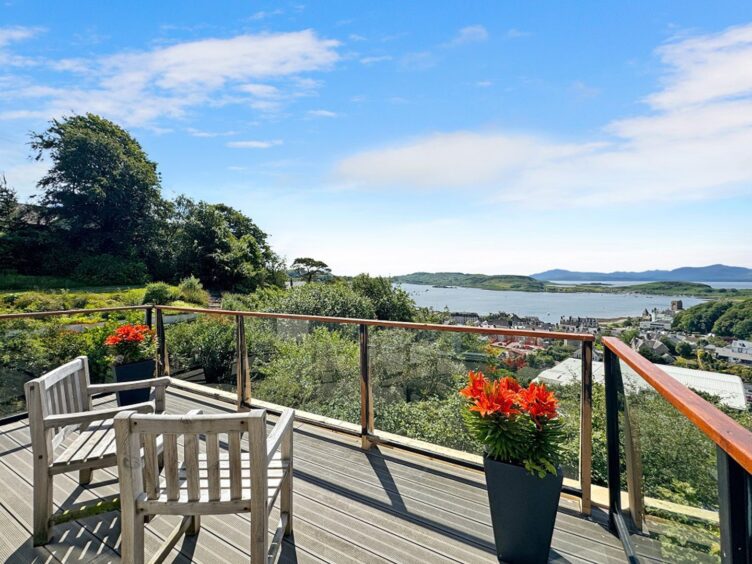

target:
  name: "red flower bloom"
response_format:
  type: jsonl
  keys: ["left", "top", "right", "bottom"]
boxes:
{"left": 105, "top": 324, "right": 152, "bottom": 347}
{"left": 518, "top": 382, "right": 558, "bottom": 423}
{"left": 466, "top": 375, "right": 521, "bottom": 417}
{"left": 459, "top": 370, "right": 487, "bottom": 400}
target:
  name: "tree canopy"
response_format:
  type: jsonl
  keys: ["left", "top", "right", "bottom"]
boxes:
{"left": 1, "top": 113, "right": 286, "bottom": 291}
{"left": 290, "top": 257, "right": 331, "bottom": 283}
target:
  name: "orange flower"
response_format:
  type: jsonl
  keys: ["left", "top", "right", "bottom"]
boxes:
{"left": 468, "top": 378, "right": 520, "bottom": 417}
{"left": 518, "top": 382, "right": 558, "bottom": 422}
{"left": 459, "top": 370, "right": 487, "bottom": 400}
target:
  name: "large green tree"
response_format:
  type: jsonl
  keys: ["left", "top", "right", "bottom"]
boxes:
{"left": 31, "top": 114, "right": 170, "bottom": 262}
{"left": 172, "top": 197, "right": 278, "bottom": 291}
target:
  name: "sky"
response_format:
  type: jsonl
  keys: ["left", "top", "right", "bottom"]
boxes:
{"left": 1, "top": 1, "right": 752, "bottom": 276}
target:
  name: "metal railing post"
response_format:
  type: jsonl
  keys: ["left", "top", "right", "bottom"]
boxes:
{"left": 145, "top": 306, "right": 153, "bottom": 329}
{"left": 623, "top": 405, "right": 644, "bottom": 530}
{"left": 236, "top": 314, "right": 251, "bottom": 410}
{"left": 156, "top": 308, "right": 170, "bottom": 377}
{"left": 579, "top": 340, "right": 593, "bottom": 515}
{"left": 603, "top": 345, "right": 639, "bottom": 562}
{"left": 359, "top": 324, "right": 374, "bottom": 449}
{"left": 717, "top": 446, "right": 751, "bottom": 564}
{"left": 604, "top": 346, "right": 622, "bottom": 530}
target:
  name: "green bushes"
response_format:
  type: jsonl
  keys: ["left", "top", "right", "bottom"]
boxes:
{"left": 177, "top": 276, "right": 210, "bottom": 306}
{"left": 254, "top": 327, "right": 360, "bottom": 418}
{"left": 351, "top": 274, "right": 415, "bottom": 321}
{"left": 73, "top": 254, "right": 149, "bottom": 285}
{"left": 273, "top": 282, "right": 375, "bottom": 319}
{"left": 166, "top": 316, "right": 235, "bottom": 383}
{"left": 142, "top": 278, "right": 210, "bottom": 306}
{"left": 142, "top": 282, "right": 179, "bottom": 305}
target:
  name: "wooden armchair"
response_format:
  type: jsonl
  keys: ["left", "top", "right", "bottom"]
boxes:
{"left": 24, "top": 355, "right": 171, "bottom": 545}
{"left": 115, "top": 408, "right": 294, "bottom": 564}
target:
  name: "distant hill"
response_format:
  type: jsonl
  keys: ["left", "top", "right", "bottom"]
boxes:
{"left": 531, "top": 264, "right": 752, "bottom": 282}
{"left": 392, "top": 272, "right": 546, "bottom": 292}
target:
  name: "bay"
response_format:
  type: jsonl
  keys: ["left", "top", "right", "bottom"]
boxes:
{"left": 397, "top": 283, "right": 706, "bottom": 321}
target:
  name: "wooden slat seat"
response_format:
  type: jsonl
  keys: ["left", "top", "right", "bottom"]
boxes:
{"left": 52, "top": 419, "right": 114, "bottom": 470}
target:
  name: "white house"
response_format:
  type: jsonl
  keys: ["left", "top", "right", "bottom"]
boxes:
{"left": 536, "top": 357, "right": 747, "bottom": 410}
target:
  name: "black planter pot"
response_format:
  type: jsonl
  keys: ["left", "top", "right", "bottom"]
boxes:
{"left": 483, "top": 456, "right": 563, "bottom": 563}
{"left": 113, "top": 359, "right": 156, "bottom": 407}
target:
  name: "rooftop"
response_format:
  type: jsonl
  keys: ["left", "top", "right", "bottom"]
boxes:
{"left": 537, "top": 357, "right": 748, "bottom": 410}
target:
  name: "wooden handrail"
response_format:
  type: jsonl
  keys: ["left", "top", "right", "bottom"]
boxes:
{"left": 0, "top": 305, "right": 151, "bottom": 320}
{"left": 154, "top": 304, "right": 596, "bottom": 341}
{"left": 602, "top": 336, "right": 752, "bottom": 475}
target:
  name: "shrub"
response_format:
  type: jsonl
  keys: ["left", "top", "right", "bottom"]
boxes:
{"left": 142, "top": 282, "right": 179, "bottom": 305}
{"left": 273, "top": 282, "right": 375, "bottom": 319}
{"left": 73, "top": 254, "right": 149, "bottom": 285}
{"left": 166, "top": 316, "right": 235, "bottom": 383}
{"left": 254, "top": 327, "right": 359, "bottom": 418}
{"left": 12, "top": 292, "right": 73, "bottom": 312}
{"left": 178, "top": 276, "right": 210, "bottom": 306}
{"left": 351, "top": 274, "right": 415, "bottom": 321}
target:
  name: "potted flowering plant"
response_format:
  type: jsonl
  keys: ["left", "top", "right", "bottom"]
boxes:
{"left": 104, "top": 324, "right": 157, "bottom": 406}
{"left": 460, "top": 371, "right": 565, "bottom": 563}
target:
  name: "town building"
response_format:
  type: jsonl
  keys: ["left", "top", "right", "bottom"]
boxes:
{"left": 714, "top": 339, "right": 752, "bottom": 366}
{"left": 536, "top": 358, "right": 748, "bottom": 410}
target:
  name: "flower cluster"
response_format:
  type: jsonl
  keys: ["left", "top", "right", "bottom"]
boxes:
{"left": 460, "top": 371, "right": 563, "bottom": 477}
{"left": 104, "top": 324, "right": 155, "bottom": 365}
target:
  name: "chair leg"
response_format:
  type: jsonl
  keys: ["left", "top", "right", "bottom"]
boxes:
{"left": 32, "top": 471, "right": 52, "bottom": 546}
{"left": 282, "top": 470, "right": 293, "bottom": 535}
{"left": 79, "top": 468, "right": 92, "bottom": 485}
{"left": 121, "top": 504, "right": 145, "bottom": 564}
{"left": 187, "top": 515, "right": 201, "bottom": 536}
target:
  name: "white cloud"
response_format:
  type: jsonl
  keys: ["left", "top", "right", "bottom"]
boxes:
{"left": 307, "top": 109, "right": 338, "bottom": 118}
{"left": 238, "top": 83, "right": 281, "bottom": 98}
{"left": 0, "top": 30, "right": 340, "bottom": 126}
{"left": 0, "top": 26, "right": 42, "bottom": 47}
{"left": 247, "top": 9, "right": 284, "bottom": 21}
{"left": 360, "top": 55, "right": 392, "bottom": 65}
{"left": 336, "top": 23, "right": 752, "bottom": 207}
{"left": 186, "top": 128, "right": 237, "bottom": 137}
{"left": 449, "top": 25, "right": 489, "bottom": 46}
{"left": 227, "top": 139, "right": 283, "bottom": 149}
{"left": 0, "top": 25, "right": 44, "bottom": 67}
{"left": 505, "top": 28, "right": 531, "bottom": 39}
{"left": 476, "top": 80, "right": 492, "bottom": 88}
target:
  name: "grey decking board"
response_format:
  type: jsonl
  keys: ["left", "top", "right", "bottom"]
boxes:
{"left": 0, "top": 389, "right": 637, "bottom": 563}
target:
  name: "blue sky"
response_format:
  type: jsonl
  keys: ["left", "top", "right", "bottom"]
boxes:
{"left": 1, "top": 1, "right": 751, "bottom": 275}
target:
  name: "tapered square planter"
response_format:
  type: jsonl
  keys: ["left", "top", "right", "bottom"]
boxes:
{"left": 113, "top": 359, "right": 155, "bottom": 406}
{"left": 483, "top": 456, "right": 564, "bottom": 563}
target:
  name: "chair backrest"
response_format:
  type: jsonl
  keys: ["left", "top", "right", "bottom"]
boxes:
{"left": 25, "top": 356, "right": 92, "bottom": 450}
{"left": 115, "top": 410, "right": 268, "bottom": 509}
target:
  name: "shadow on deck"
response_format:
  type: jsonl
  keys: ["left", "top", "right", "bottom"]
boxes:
{"left": 0, "top": 388, "right": 630, "bottom": 563}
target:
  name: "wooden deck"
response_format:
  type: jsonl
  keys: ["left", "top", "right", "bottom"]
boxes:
{"left": 0, "top": 387, "right": 631, "bottom": 563}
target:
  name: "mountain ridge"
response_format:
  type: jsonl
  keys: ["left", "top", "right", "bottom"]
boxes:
{"left": 530, "top": 264, "right": 752, "bottom": 282}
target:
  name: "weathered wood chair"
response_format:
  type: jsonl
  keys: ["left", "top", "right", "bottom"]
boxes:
{"left": 115, "top": 408, "right": 294, "bottom": 564}
{"left": 24, "top": 355, "right": 171, "bottom": 545}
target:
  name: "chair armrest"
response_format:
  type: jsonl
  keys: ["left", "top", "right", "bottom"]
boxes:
{"left": 267, "top": 408, "right": 294, "bottom": 464}
{"left": 44, "top": 401, "right": 155, "bottom": 428}
{"left": 88, "top": 376, "right": 171, "bottom": 395}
